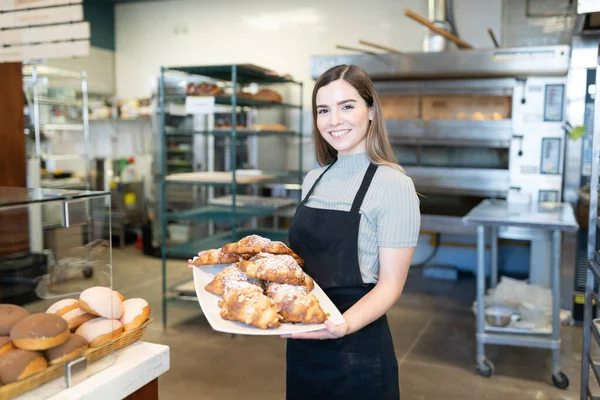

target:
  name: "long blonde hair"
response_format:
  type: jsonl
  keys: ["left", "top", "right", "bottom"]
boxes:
{"left": 311, "top": 64, "right": 404, "bottom": 173}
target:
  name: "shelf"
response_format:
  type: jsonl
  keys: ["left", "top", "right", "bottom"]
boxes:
{"left": 165, "top": 129, "right": 299, "bottom": 137}
{"left": 41, "top": 124, "right": 84, "bottom": 131}
{"left": 165, "top": 228, "right": 289, "bottom": 259}
{"left": 592, "top": 319, "right": 600, "bottom": 348}
{"left": 165, "top": 171, "right": 275, "bottom": 186}
{"left": 164, "top": 95, "right": 301, "bottom": 109}
{"left": 166, "top": 161, "right": 192, "bottom": 166}
{"left": 166, "top": 148, "right": 193, "bottom": 154}
{"left": 165, "top": 64, "right": 298, "bottom": 84}
{"left": 590, "top": 355, "right": 600, "bottom": 386}
{"left": 166, "top": 206, "right": 274, "bottom": 222}
{"left": 208, "top": 194, "right": 297, "bottom": 209}
{"left": 37, "top": 97, "right": 83, "bottom": 107}
{"left": 590, "top": 259, "right": 600, "bottom": 283}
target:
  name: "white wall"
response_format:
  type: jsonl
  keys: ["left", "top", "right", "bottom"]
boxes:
{"left": 48, "top": 46, "right": 115, "bottom": 95}
{"left": 115, "top": 0, "right": 503, "bottom": 106}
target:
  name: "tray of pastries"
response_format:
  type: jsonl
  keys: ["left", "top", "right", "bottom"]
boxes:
{"left": 192, "top": 234, "right": 344, "bottom": 335}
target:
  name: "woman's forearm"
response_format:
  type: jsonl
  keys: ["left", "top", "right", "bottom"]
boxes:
{"left": 342, "top": 280, "right": 404, "bottom": 335}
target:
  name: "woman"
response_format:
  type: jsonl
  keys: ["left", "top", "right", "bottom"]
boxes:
{"left": 282, "top": 64, "right": 420, "bottom": 400}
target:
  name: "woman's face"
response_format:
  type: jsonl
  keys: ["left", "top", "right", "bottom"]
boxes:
{"left": 315, "top": 79, "right": 373, "bottom": 156}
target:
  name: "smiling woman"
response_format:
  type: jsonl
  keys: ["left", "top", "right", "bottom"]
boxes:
{"left": 284, "top": 65, "right": 421, "bottom": 400}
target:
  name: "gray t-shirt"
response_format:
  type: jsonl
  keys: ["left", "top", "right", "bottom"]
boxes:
{"left": 301, "top": 152, "right": 420, "bottom": 284}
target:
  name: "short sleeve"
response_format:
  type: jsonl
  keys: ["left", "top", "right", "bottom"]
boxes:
{"left": 376, "top": 176, "right": 421, "bottom": 248}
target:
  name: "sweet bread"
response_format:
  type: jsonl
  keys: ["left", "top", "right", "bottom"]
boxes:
{"left": 238, "top": 253, "right": 313, "bottom": 289}
{"left": 0, "top": 305, "right": 29, "bottom": 336}
{"left": 75, "top": 318, "right": 123, "bottom": 348}
{"left": 254, "top": 89, "right": 282, "bottom": 103}
{"left": 79, "top": 287, "right": 124, "bottom": 319}
{"left": 205, "top": 265, "right": 263, "bottom": 295}
{"left": 266, "top": 283, "right": 327, "bottom": 324}
{"left": 119, "top": 299, "right": 150, "bottom": 331}
{"left": 0, "top": 337, "right": 13, "bottom": 356}
{"left": 221, "top": 235, "right": 303, "bottom": 266}
{"left": 43, "top": 334, "right": 88, "bottom": 365}
{"left": 193, "top": 248, "right": 247, "bottom": 266}
{"left": 0, "top": 349, "right": 47, "bottom": 384}
{"left": 61, "top": 308, "right": 95, "bottom": 331}
{"left": 219, "top": 282, "right": 281, "bottom": 329}
{"left": 46, "top": 299, "right": 78, "bottom": 317}
{"left": 10, "top": 313, "right": 70, "bottom": 351}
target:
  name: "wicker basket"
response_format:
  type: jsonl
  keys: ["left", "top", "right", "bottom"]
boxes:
{"left": 0, "top": 318, "right": 153, "bottom": 400}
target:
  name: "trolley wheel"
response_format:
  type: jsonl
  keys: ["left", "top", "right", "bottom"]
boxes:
{"left": 82, "top": 266, "right": 94, "bottom": 279}
{"left": 476, "top": 359, "right": 494, "bottom": 378}
{"left": 552, "top": 371, "right": 569, "bottom": 390}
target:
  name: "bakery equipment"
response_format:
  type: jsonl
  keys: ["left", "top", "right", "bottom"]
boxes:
{"left": 311, "top": 45, "right": 569, "bottom": 237}
{"left": 484, "top": 305, "right": 514, "bottom": 327}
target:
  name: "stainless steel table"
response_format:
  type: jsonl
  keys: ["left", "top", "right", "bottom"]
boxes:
{"left": 462, "top": 199, "right": 578, "bottom": 388}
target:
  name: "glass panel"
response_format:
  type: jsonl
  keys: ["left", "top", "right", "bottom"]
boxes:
{"left": 0, "top": 187, "right": 109, "bottom": 207}
{"left": 420, "top": 146, "right": 509, "bottom": 169}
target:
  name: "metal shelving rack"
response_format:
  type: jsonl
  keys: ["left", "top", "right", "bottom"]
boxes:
{"left": 23, "top": 64, "right": 91, "bottom": 191}
{"left": 582, "top": 44, "right": 600, "bottom": 400}
{"left": 157, "top": 64, "right": 304, "bottom": 328}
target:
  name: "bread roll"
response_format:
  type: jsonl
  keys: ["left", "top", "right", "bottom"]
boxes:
{"left": 0, "top": 305, "right": 29, "bottom": 336}
{"left": 0, "top": 349, "right": 47, "bottom": 384}
{"left": 10, "top": 314, "right": 70, "bottom": 351}
{"left": 46, "top": 299, "right": 78, "bottom": 317}
{"left": 119, "top": 299, "right": 150, "bottom": 331}
{"left": 0, "top": 337, "right": 13, "bottom": 356}
{"left": 61, "top": 308, "right": 95, "bottom": 331}
{"left": 114, "top": 291, "right": 125, "bottom": 302}
{"left": 78, "top": 287, "right": 123, "bottom": 319}
{"left": 75, "top": 318, "right": 122, "bottom": 348}
{"left": 44, "top": 334, "right": 88, "bottom": 365}
{"left": 254, "top": 89, "right": 282, "bottom": 103}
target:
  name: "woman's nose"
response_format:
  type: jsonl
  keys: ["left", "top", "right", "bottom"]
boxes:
{"left": 330, "top": 109, "right": 342, "bottom": 126}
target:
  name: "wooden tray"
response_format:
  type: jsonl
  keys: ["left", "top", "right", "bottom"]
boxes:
{"left": 0, "top": 318, "right": 153, "bottom": 400}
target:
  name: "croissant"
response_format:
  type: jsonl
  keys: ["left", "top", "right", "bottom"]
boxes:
{"left": 205, "top": 264, "right": 264, "bottom": 295}
{"left": 238, "top": 253, "right": 313, "bottom": 289}
{"left": 193, "top": 248, "right": 253, "bottom": 266}
{"left": 221, "top": 235, "right": 304, "bottom": 267}
{"left": 266, "top": 282, "right": 327, "bottom": 324}
{"left": 219, "top": 282, "right": 281, "bottom": 329}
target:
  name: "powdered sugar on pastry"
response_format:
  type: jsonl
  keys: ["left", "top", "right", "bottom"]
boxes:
{"left": 205, "top": 265, "right": 264, "bottom": 295}
{"left": 265, "top": 282, "right": 327, "bottom": 324}
{"left": 219, "top": 284, "right": 281, "bottom": 329}
{"left": 238, "top": 254, "right": 310, "bottom": 287}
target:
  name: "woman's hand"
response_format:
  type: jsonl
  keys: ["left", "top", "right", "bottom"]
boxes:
{"left": 280, "top": 319, "right": 348, "bottom": 340}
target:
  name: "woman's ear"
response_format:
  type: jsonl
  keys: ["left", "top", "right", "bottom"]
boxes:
{"left": 369, "top": 107, "right": 374, "bottom": 121}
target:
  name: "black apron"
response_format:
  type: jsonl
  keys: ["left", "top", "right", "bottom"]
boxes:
{"left": 286, "top": 161, "right": 400, "bottom": 400}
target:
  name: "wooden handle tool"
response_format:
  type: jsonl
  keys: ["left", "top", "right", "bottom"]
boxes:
{"left": 404, "top": 9, "right": 474, "bottom": 49}
{"left": 358, "top": 40, "right": 402, "bottom": 54}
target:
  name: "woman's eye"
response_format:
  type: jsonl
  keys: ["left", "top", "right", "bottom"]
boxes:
{"left": 342, "top": 105, "right": 354, "bottom": 111}
{"left": 318, "top": 109, "right": 328, "bottom": 115}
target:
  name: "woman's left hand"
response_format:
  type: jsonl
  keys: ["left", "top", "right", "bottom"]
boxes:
{"left": 280, "top": 319, "right": 348, "bottom": 340}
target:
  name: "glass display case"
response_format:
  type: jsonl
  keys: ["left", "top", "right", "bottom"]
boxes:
{"left": 0, "top": 186, "right": 123, "bottom": 398}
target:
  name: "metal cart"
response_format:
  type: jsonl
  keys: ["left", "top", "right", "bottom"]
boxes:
{"left": 463, "top": 199, "right": 578, "bottom": 388}
{"left": 581, "top": 43, "right": 600, "bottom": 400}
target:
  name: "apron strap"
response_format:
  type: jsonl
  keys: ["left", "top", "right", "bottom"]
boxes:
{"left": 350, "top": 163, "right": 378, "bottom": 214}
{"left": 299, "top": 160, "right": 337, "bottom": 206}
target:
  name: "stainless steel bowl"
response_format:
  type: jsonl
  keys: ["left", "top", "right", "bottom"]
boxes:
{"left": 484, "top": 306, "right": 513, "bottom": 327}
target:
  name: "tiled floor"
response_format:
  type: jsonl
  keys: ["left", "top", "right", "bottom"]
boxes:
{"left": 98, "top": 241, "right": 588, "bottom": 400}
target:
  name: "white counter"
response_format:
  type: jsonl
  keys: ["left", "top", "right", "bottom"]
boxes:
{"left": 16, "top": 341, "right": 170, "bottom": 400}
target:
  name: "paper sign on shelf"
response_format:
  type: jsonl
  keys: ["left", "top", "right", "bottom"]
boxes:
{"left": 185, "top": 96, "right": 216, "bottom": 115}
